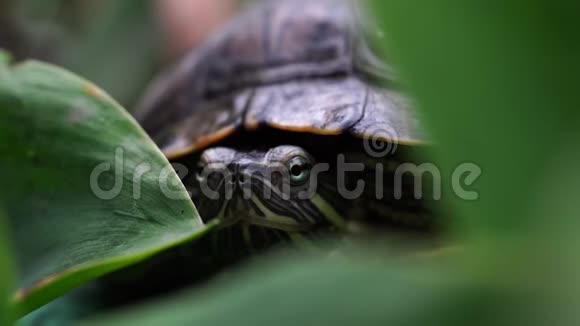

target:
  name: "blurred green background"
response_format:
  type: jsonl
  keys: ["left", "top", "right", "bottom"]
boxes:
{"left": 0, "top": 0, "right": 240, "bottom": 107}
{"left": 1, "top": 0, "right": 580, "bottom": 324}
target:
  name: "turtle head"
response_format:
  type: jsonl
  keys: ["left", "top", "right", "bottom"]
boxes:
{"left": 189, "top": 145, "right": 339, "bottom": 233}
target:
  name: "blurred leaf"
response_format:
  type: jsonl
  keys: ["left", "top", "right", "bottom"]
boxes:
{"left": 9, "top": 0, "right": 160, "bottom": 106}
{"left": 0, "top": 209, "right": 16, "bottom": 325}
{"left": 86, "top": 251, "right": 545, "bottom": 326}
{"left": 0, "top": 52, "right": 16, "bottom": 326}
{"left": 0, "top": 55, "right": 213, "bottom": 317}
{"left": 370, "top": 0, "right": 580, "bottom": 242}
{"left": 61, "top": 0, "right": 160, "bottom": 107}
{"left": 368, "top": 0, "right": 580, "bottom": 324}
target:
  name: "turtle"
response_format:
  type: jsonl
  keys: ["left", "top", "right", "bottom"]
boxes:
{"left": 134, "top": 0, "right": 432, "bottom": 256}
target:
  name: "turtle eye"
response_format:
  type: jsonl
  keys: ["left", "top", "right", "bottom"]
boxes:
{"left": 287, "top": 156, "right": 311, "bottom": 186}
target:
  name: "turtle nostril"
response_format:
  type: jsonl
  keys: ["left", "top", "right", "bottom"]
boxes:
{"left": 239, "top": 174, "right": 248, "bottom": 184}
{"left": 227, "top": 163, "right": 240, "bottom": 172}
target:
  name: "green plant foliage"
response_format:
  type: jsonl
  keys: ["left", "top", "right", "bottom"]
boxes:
{"left": 370, "top": 0, "right": 580, "bottom": 242}
{"left": 370, "top": 0, "right": 580, "bottom": 322}
{"left": 84, "top": 250, "right": 539, "bottom": 326}
{"left": 6, "top": 0, "right": 159, "bottom": 106}
{"left": 59, "top": 0, "right": 160, "bottom": 106}
{"left": 0, "top": 54, "right": 213, "bottom": 317}
{"left": 0, "top": 210, "right": 16, "bottom": 326}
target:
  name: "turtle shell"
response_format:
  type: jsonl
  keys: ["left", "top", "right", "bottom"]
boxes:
{"left": 134, "top": 0, "right": 423, "bottom": 159}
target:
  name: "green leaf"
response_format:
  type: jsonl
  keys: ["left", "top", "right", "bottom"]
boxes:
{"left": 0, "top": 57, "right": 213, "bottom": 317}
{"left": 85, "top": 252, "right": 540, "bottom": 326}
{"left": 0, "top": 209, "right": 16, "bottom": 325}
{"left": 370, "top": 0, "right": 580, "bottom": 242}
{"left": 367, "top": 0, "right": 580, "bottom": 323}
